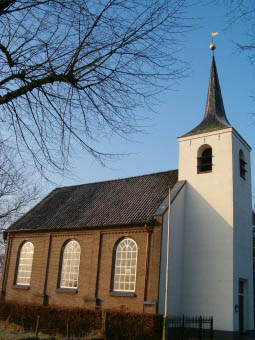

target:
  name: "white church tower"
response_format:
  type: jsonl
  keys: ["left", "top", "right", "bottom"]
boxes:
{"left": 178, "top": 55, "right": 254, "bottom": 332}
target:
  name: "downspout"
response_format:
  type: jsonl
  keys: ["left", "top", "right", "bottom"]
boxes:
{"left": 143, "top": 224, "right": 152, "bottom": 305}
{"left": 43, "top": 234, "right": 52, "bottom": 306}
{"left": 95, "top": 231, "right": 102, "bottom": 305}
{"left": 164, "top": 186, "right": 171, "bottom": 317}
{"left": 1, "top": 232, "right": 12, "bottom": 301}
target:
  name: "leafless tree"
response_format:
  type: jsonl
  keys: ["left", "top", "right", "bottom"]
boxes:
{"left": 0, "top": 139, "right": 40, "bottom": 272}
{"left": 220, "top": 1, "right": 255, "bottom": 58}
{"left": 0, "top": 0, "right": 190, "bottom": 177}
{"left": 0, "top": 142, "right": 39, "bottom": 229}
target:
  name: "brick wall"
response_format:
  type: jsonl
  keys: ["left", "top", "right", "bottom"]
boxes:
{"left": 1, "top": 224, "right": 162, "bottom": 314}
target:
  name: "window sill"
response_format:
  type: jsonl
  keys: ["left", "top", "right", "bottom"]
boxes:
{"left": 110, "top": 291, "right": 136, "bottom": 297}
{"left": 143, "top": 300, "right": 157, "bottom": 305}
{"left": 197, "top": 170, "right": 212, "bottom": 174}
{"left": 13, "top": 284, "right": 30, "bottom": 290}
{"left": 56, "top": 288, "right": 78, "bottom": 294}
{"left": 34, "top": 292, "right": 46, "bottom": 297}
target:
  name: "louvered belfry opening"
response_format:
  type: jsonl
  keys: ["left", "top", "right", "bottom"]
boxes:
{"left": 197, "top": 146, "right": 212, "bottom": 173}
{"left": 239, "top": 150, "right": 246, "bottom": 180}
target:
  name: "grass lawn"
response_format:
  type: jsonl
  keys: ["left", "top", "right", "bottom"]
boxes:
{"left": 0, "top": 321, "right": 103, "bottom": 339}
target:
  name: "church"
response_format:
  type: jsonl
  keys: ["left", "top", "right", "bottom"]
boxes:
{"left": 0, "top": 54, "right": 254, "bottom": 335}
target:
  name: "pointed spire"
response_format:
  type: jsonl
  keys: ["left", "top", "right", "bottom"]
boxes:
{"left": 204, "top": 56, "right": 230, "bottom": 125}
{"left": 182, "top": 56, "right": 231, "bottom": 137}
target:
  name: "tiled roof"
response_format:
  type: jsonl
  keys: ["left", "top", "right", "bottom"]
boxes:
{"left": 181, "top": 56, "right": 231, "bottom": 137}
{"left": 8, "top": 170, "right": 178, "bottom": 231}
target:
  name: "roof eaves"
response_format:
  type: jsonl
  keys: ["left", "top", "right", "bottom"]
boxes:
{"left": 232, "top": 127, "right": 252, "bottom": 151}
{"left": 6, "top": 221, "right": 151, "bottom": 235}
{"left": 180, "top": 124, "right": 228, "bottom": 138}
{"left": 154, "top": 180, "right": 186, "bottom": 216}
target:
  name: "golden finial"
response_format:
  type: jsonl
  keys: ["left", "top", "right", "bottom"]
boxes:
{"left": 210, "top": 32, "right": 219, "bottom": 51}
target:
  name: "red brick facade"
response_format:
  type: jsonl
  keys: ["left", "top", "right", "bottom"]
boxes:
{"left": 1, "top": 224, "right": 162, "bottom": 314}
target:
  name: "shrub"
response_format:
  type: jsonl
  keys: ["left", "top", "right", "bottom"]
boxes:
{"left": 0, "top": 302, "right": 163, "bottom": 339}
{"left": 0, "top": 302, "right": 102, "bottom": 337}
{"left": 106, "top": 310, "right": 162, "bottom": 340}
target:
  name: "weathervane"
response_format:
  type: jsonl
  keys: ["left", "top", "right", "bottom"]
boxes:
{"left": 210, "top": 32, "right": 219, "bottom": 53}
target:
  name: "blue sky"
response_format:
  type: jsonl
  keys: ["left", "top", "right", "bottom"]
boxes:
{"left": 45, "top": 1, "right": 255, "bottom": 201}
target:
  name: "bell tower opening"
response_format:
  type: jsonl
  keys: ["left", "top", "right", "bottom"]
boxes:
{"left": 197, "top": 144, "right": 212, "bottom": 173}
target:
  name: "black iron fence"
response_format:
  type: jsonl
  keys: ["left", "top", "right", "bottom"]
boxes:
{"left": 167, "top": 315, "right": 213, "bottom": 340}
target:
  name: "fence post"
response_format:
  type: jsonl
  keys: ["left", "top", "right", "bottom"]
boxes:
{"left": 199, "top": 316, "right": 202, "bottom": 340}
{"left": 181, "top": 315, "right": 185, "bottom": 340}
{"left": 102, "top": 311, "right": 108, "bottom": 340}
{"left": 210, "top": 317, "right": 213, "bottom": 340}
{"left": 35, "top": 315, "right": 40, "bottom": 337}
{"left": 162, "top": 317, "right": 168, "bottom": 340}
{"left": 66, "top": 319, "right": 70, "bottom": 338}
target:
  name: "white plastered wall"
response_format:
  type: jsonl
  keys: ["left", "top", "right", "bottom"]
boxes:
{"left": 178, "top": 128, "right": 235, "bottom": 331}
{"left": 158, "top": 184, "right": 186, "bottom": 316}
{"left": 232, "top": 132, "right": 254, "bottom": 331}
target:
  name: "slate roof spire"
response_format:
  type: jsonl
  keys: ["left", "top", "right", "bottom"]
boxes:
{"left": 182, "top": 56, "right": 231, "bottom": 137}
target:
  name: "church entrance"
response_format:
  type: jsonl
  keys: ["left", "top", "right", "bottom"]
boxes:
{"left": 239, "top": 279, "right": 248, "bottom": 333}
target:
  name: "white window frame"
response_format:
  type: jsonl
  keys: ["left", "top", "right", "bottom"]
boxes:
{"left": 60, "top": 240, "right": 81, "bottom": 289}
{"left": 16, "top": 241, "right": 34, "bottom": 286}
{"left": 113, "top": 238, "right": 138, "bottom": 292}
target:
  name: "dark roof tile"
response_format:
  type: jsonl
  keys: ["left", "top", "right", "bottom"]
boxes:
{"left": 8, "top": 170, "right": 178, "bottom": 231}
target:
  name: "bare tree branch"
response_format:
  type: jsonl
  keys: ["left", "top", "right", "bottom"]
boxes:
{"left": 0, "top": 137, "right": 40, "bottom": 271}
{"left": 219, "top": 1, "right": 255, "bottom": 56}
{"left": 0, "top": 0, "right": 191, "bottom": 177}
{"left": 0, "top": 140, "right": 40, "bottom": 229}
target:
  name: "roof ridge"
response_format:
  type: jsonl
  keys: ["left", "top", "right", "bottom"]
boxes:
{"left": 56, "top": 169, "right": 178, "bottom": 190}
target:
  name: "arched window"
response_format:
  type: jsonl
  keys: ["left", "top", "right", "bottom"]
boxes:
{"left": 197, "top": 145, "right": 212, "bottom": 173}
{"left": 16, "top": 241, "right": 34, "bottom": 286}
{"left": 113, "top": 238, "right": 138, "bottom": 292}
{"left": 239, "top": 150, "right": 246, "bottom": 180}
{"left": 59, "top": 240, "right": 81, "bottom": 289}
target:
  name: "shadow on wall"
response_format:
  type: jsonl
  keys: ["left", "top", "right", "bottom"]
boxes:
{"left": 177, "top": 182, "right": 252, "bottom": 332}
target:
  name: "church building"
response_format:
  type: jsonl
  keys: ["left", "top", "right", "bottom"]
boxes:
{"left": 1, "top": 54, "right": 254, "bottom": 334}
